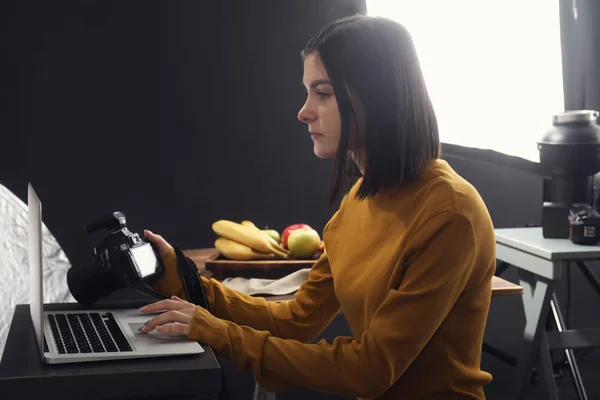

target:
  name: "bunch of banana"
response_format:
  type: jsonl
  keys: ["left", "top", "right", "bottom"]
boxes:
{"left": 212, "top": 219, "right": 290, "bottom": 261}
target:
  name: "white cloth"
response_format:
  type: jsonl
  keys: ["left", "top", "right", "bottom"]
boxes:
{"left": 0, "top": 184, "right": 73, "bottom": 357}
{"left": 220, "top": 268, "right": 310, "bottom": 296}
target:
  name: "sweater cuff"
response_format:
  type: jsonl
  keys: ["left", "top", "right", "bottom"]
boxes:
{"left": 151, "top": 247, "right": 186, "bottom": 299}
{"left": 200, "top": 276, "right": 216, "bottom": 311}
{"left": 188, "top": 305, "right": 227, "bottom": 343}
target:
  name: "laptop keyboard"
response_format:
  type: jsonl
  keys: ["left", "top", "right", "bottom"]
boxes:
{"left": 47, "top": 312, "right": 133, "bottom": 354}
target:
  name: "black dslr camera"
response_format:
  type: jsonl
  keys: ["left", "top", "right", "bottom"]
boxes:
{"left": 67, "top": 212, "right": 164, "bottom": 306}
{"left": 569, "top": 204, "right": 600, "bottom": 245}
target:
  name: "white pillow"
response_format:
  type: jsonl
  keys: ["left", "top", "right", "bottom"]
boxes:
{"left": 0, "top": 184, "right": 74, "bottom": 357}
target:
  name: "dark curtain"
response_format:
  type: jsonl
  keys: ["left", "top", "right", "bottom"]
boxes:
{"left": 0, "top": 0, "right": 366, "bottom": 273}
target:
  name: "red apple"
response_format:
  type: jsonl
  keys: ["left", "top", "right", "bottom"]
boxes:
{"left": 281, "top": 223, "right": 312, "bottom": 249}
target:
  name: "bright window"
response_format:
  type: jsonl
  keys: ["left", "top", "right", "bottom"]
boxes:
{"left": 366, "top": 0, "right": 565, "bottom": 163}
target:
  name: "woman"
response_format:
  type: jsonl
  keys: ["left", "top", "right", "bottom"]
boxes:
{"left": 140, "top": 14, "right": 496, "bottom": 400}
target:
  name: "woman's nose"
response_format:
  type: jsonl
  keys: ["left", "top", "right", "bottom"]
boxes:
{"left": 298, "top": 101, "right": 316, "bottom": 124}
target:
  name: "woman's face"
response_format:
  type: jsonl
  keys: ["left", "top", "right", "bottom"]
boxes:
{"left": 298, "top": 53, "right": 341, "bottom": 159}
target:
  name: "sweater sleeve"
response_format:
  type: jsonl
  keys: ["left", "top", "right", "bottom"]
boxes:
{"left": 186, "top": 210, "right": 478, "bottom": 398}
{"left": 151, "top": 248, "right": 341, "bottom": 343}
{"left": 202, "top": 253, "right": 341, "bottom": 342}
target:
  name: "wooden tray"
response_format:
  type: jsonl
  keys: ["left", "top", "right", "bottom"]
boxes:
{"left": 183, "top": 250, "right": 524, "bottom": 298}
{"left": 204, "top": 254, "right": 317, "bottom": 280}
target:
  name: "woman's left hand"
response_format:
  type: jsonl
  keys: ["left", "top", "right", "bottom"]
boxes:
{"left": 138, "top": 296, "right": 196, "bottom": 335}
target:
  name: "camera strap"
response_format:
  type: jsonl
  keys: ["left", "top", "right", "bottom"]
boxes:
{"left": 172, "top": 246, "right": 211, "bottom": 312}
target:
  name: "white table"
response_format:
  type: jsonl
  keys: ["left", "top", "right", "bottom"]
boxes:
{"left": 496, "top": 227, "right": 600, "bottom": 400}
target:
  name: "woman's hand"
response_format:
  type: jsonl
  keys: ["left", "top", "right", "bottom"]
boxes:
{"left": 144, "top": 229, "right": 173, "bottom": 258}
{"left": 138, "top": 296, "right": 196, "bottom": 335}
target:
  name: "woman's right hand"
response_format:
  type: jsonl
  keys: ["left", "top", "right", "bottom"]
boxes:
{"left": 144, "top": 230, "right": 173, "bottom": 258}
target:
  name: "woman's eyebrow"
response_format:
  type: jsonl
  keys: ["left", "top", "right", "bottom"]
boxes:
{"left": 310, "top": 79, "right": 331, "bottom": 88}
{"left": 301, "top": 79, "right": 332, "bottom": 89}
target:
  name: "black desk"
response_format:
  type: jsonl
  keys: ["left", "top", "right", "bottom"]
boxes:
{"left": 0, "top": 301, "right": 222, "bottom": 400}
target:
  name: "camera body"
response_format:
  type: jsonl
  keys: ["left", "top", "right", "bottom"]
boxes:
{"left": 67, "top": 212, "right": 164, "bottom": 306}
{"left": 569, "top": 204, "right": 600, "bottom": 245}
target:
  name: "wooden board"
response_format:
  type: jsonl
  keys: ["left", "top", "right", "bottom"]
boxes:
{"left": 205, "top": 256, "right": 317, "bottom": 280}
{"left": 183, "top": 248, "right": 318, "bottom": 280}
{"left": 182, "top": 248, "right": 220, "bottom": 278}
{"left": 262, "top": 276, "right": 523, "bottom": 302}
{"left": 490, "top": 275, "right": 524, "bottom": 296}
{"left": 182, "top": 248, "right": 524, "bottom": 296}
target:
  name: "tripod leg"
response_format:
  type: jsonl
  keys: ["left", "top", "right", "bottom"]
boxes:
{"left": 550, "top": 294, "right": 588, "bottom": 400}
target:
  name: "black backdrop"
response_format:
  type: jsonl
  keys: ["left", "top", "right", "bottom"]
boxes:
{"left": 3, "top": 1, "right": 600, "bottom": 398}
{"left": 4, "top": 0, "right": 599, "bottom": 267}
{"left": 0, "top": 0, "right": 366, "bottom": 268}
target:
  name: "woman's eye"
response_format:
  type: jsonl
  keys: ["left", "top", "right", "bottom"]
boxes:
{"left": 317, "top": 92, "right": 331, "bottom": 99}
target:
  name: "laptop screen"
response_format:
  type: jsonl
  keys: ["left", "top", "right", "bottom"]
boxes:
{"left": 28, "top": 183, "right": 44, "bottom": 360}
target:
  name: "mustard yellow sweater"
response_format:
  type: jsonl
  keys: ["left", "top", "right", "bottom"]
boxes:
{"left": 153, "top": 158, "right": 496, "bottom": 399}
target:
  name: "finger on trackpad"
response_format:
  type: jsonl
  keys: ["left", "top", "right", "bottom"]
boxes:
{"left": 129, "top": 322, "right": 187, "bottom": 339}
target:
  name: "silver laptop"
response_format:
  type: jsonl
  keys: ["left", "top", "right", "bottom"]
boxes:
{"left": 28, "top": 183, "right": 204, "bottom": 364}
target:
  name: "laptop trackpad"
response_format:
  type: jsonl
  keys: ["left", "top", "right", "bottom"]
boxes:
{"left": 128, "top": 322, "right": 189, "bottom": 341}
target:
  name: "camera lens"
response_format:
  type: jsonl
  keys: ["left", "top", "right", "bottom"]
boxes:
{"left": 67, "top": 262, "right": 125, "bottom": 306}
